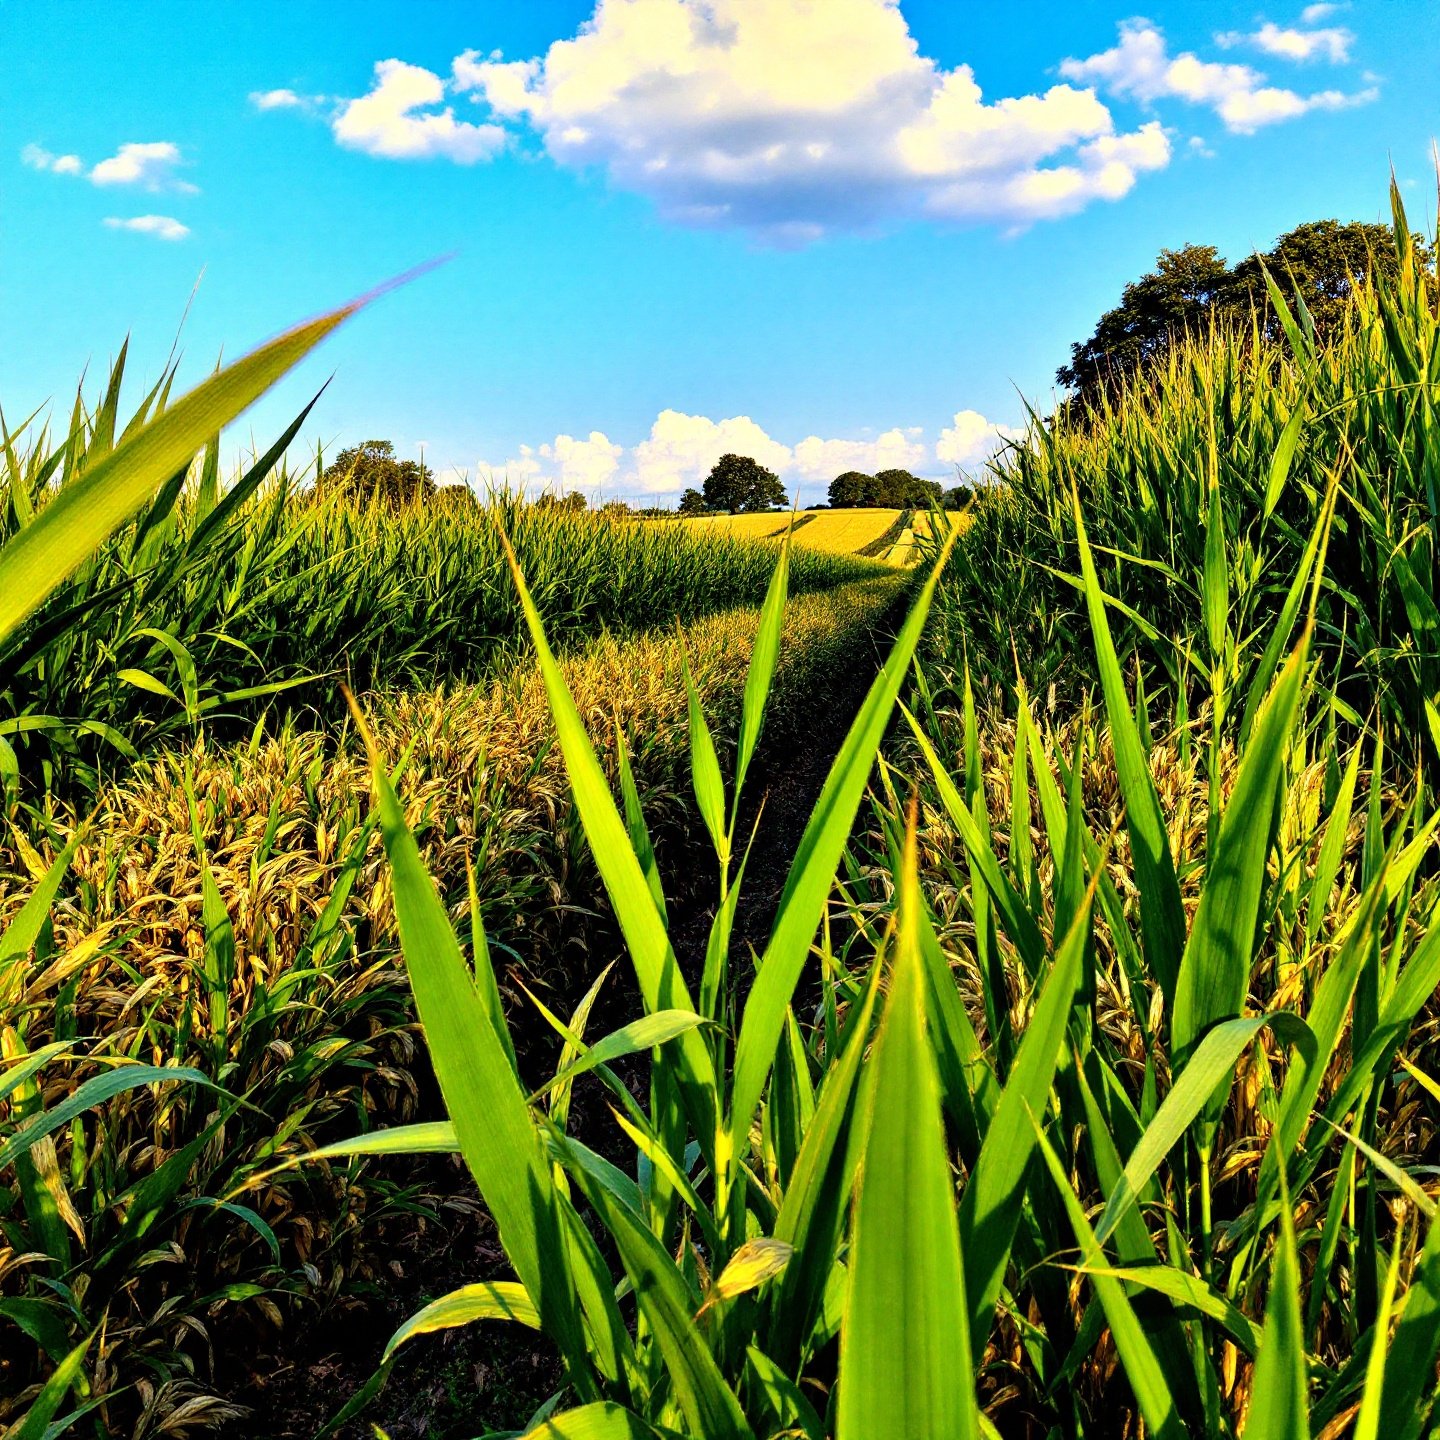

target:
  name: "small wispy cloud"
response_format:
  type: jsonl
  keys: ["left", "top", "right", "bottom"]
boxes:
{"left": 103, "top": 214, "right": 190, "bottom": 241}
{"left": 22, "top": 143, "right": 83, "bottom": 175}
{"left": 1216, "top": 20, "right": 1354, "bottom": 64}
{"left": 249, "top": 87, "right": 324, "bottom": 113}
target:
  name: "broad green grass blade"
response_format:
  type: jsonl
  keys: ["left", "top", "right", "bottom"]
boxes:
{"left": 733, "top": 535, "right": 790, "bottom": 812}
{"left": 837, "top": 812, "right": 978, "bottom": 1440}
{"left": 1202, "top": 484, "right": 1228, "bottom": 661}
{"left": 0, "top": 837, "right": 79, "bottom": 988}
{"left": 1095, "top": 1013, "right": 1315, "bottom": 1247}
{"left": 525, "top": 1403, "right": 665, "bottom": 1439}
{"left": 184, "top": 387, "right": 326, "bottom": 558}
{"left": 615, "top": 722, "right": 667, "bottom": 925}
{"left": 0, "top": 303, "right": 361, "bottom": 645}
{"left": 1072, "top": 490, "right": 1186, "bottom": 1001}
{"left": 901, "top": 701, "right": 1047, "bottom": 979}
{"left": 498, "top": 534, "right": 718, "bottom": 1120}
{"left": 683, "top": 644, "right": 728, "bottom": 863}
{"left": 918, "top": 902, "right": 996, "bottom": 1160}
{"left": 768, "top": 961, "right": 881, "bottom": 1370}
{"left": 1238, "top": 484, "right": 1333, "bottom": 747}
{"left": 530, "top": 1011, "right": 709, "bottom": 1102}
{"left": 467, "top": 856, "right": 518, "bottom": 1078}
{"left": 1376, "top": 1212, "right": 1440, "bottom": 1440}
{"left": 957, "top": 875, "right": 1088, "bottom": 1342}
{"left": 1173, "top": 635, "right": 1309, "bottom": 1087}
{"left": 0, "top": 1042, "right": 73, "bottom": 1108}
{"left": 1244, "top": 1165, "right": 1310, "bottom": 1440}
{"left": 1322, "top": 913, "right": 1440, "bottom": 1130}
{"left": 745, "top": 1345, "right": 824, "bottom": 1440}
{"left": 385, "top": 1280, "right": 540, "bottom": 1353}
{"left": 0, "top": 1063, "right": 210, "bottom": 1170}
{"left": 1354, "top": 1231, "right": 1405, "bottom": 1440}
{"left": 318, "top": 1282, "right": 539, "bottom": 1439}
{"left": 1253, "top": 855, "right": 1393, "bottom": 1231}
{"left": 1264, "top": 390, "right": 1309, "bottom": 517}
{"left": 1077, "top": 1263, "right": 1264, "bottom": 1354}
{"left": 7, "top": 1334, "right": 91, "bottom": 1440}
{"left": 1306, "top": 742, "right": 1362, "bottom": 947}
{"left": 730, "top": 524, "right": 959, "bottom": 1145}
{"left": 564, "top": 1164, "right": 754, "bottom": 1440}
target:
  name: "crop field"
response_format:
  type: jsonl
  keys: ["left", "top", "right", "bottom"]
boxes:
{"left": 684, "top": 506, "right": 911, "bottom": 560}
{"left": 878, "top": 506, "right": 967, "bottom": 564}
{"left": 3, "top": 182, "right": 1440, "bottom": 1440}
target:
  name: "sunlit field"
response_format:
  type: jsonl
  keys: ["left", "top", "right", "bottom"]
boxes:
{"left": 683, "top": 506, "right": 917, "bottom": 561}
{"left": 4, "top": 74, "right": 1440, "bottom": 1436}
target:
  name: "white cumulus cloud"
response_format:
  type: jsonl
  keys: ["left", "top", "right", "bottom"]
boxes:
{"left": 632, "top": 410, "right": 795, "bottom": 493}
{"left": 89, "top": 141, "right": 197, "bottom": 192}
{"left": 792, "top": 428, "right": 927, "bottom": 479}
{"left": 483, "top": 405, "right": 1019, "bottom": 500}
{"left": 935, "top": 410, "right": 1019, "bottom": 468}
{"left": 541, "top": 430, "right": 625, "bottom": 490}
{"left": 103, "top": 214, "right": 190, "bottom": 241}
{"left": 333, "top": 58, "right": 507, "bottom": 162}
{"left": 332, "top": 0, "right": 1174, "bottom": 239}
{"left": 1062, "top": 19, "right": 1374, "bottom": 135}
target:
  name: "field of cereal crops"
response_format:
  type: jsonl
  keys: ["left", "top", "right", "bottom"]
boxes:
{"left": 4, "top": 183, "right": 1440, "bottom": 1440}
{"left": 682, "top": 506, "right": 912, "bottom": 560}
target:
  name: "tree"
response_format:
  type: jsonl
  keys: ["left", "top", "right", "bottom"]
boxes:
{"left": 1229, "top": 218, "right": 1423, "bottom": 337}
{"left": 434, "top": 483, "right": 478, "bottom": 511}
{"left": 701, "top": 453, "right": 787, "bottom": 513}
{"left": 829, "top": 468, "right": 943, "bottom": 508}
{"left": 318, "top": 439, "right": 435, "bottom": 506}
{"left": 828, "top": 470, "right": 877, "bottom": 507}
{"left": 678, "top": 487, "right": 710, "bottom": 515}
{"left": 1057, "top": 244, "right": 1231, "bottom": 408}
{"left": 941, "top": 483, "right": 972, "bottom": 510}
{"left": 874, "top": 469, "right": 943, "bottom": 507}
{"left": 537, "top": 491, "right": 587, "bottom": 512}
{"left": 1058, "top": 220, "right": 1436, "bottom": 411}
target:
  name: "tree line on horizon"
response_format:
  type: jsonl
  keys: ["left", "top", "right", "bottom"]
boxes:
{"left": 317, "top": 215, "right": 1436, "bottom": 518}
{"left": 677, "top": 455, "right": 973, "bottom": 515}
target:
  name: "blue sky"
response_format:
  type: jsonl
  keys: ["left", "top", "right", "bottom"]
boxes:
{"left": 4, "top": 0, "right": 1435, "bottom": 505}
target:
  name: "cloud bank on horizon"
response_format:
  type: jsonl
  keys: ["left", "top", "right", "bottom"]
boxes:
{"left": 252, "top": 0, "right": 1376, "bottom": 244}
{"left": 482, "top": 406, "right": 1021, "bottom": 500}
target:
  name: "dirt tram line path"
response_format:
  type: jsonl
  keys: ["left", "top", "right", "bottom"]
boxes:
{"left": 219, "top": 581, "right": 911, "bottom": 1439}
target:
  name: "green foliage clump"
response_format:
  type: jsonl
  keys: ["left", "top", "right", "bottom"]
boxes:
{"left": 1059, "top": 216, "right": 1435, "bottom": 409}
{"left": 827, "top": 466, "right": 943, "bottom": 508}
{"left": 701, "top": 452, "right": 787, "bottom": 512}
{"left": 317, "top": 438, "right": 435, "bottom": 506}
